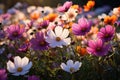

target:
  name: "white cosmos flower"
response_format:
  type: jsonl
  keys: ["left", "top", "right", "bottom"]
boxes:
{"left": 27, "top": 6, "right": 36, "bottom": 13}
{"left": 60, "top": 60, "right": 82, "bottom": 74}
{"left": 116, "top": 33, "right": 120, "bottom": 41}
{"left": 45, "top": 26, "right": 71, "bottom": 48}
{"left": 7, "top": 56, "right": 32, "bottom": 76}
{"left": 64, "top": 8, "right": 78, "bottom": 22}
{"left": 98, "top": 13, "right": 107, "bottom": 20}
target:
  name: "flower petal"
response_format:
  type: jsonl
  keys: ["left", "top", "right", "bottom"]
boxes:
{"left": 61, "top": 28, "right": 69, "bottom": 39}
{"left": 74, "top": 61, "right": 82, "bottom": 71}
{"left": 23, "top": 62, "right": 32, "bottom": 71}
{"left": 55, "top": 26, "right": 63, "bottom": 37}
{"left": 21, "top": 57, "right": 29, "bottom": 67}
{"left": 7, "top": 61, "right": 16, "bottom": 73}
{"left": 14, "top": 56, "right": 22, "bottom": 67}
{"left": 60, "top": 63, "right": 70, "bottom": 73}
{"left": 67, "top": 60, "right": 74, "bottom": 67}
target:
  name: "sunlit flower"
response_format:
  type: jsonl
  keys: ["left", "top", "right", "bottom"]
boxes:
{"left": 38, "top": 6, "right": 53, "bottom": 17}
{"left": 87, "top": 39, "right": 110, "bottom": 56}
{"left": 98, "top": 13, "right": 107, "bottom": 21}
{"left": 64, "top": 8, "right": 78, "bottom": 22}
{"left": 6, "top": 24, "right": 25, "bottom": 40}
{"left": 72, "top": 17, "right": 91, "bottom": 36}
{"left": 86, "top": 26, "right": 98, "bottom": 40}
{"left": 43, "top": 13, "right": 58, "bottom": 22}
{"left": 60, "top": 60, "right": 82, "bottom": 74}
{"left": 116, "top": 33, "right": 120, "bottom": 41}
{"left": 57, "top": 1, "right": 72, "bottom": 12}
{"left": 27, "top": 6, "right": 36, "bottom": 13}
{"left": 30, "top": 11, "right": 40, "bottom": 20}
{"left": 45, "top": 26, "right": 71, "bottom": 48}
{"left": 104, "top": 15, "right": 117, "bottom": 25}
{"left": 7, "top": 56, "right": 32, "bottom": 76}
{"left": 97, "top": 25, "right": 115, "bottom": 42}
{"left": 30, "top": 31, "right": 49, "bottom": 50}
{"left": 0, "top": 69, "right": 7, "bottom": 80}
{"left": 37, "top": 20, "right": 49, "bottom": 30}
{"left": 76, "top": 46, "right": 87, "bottom": 56}
{"left": 84, "top": 0, "right": 95, "bottom": 12}
{"left": 112, "top": 7, "right": 120, "bottom": 17}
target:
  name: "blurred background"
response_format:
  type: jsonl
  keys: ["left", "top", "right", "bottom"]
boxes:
{"left": 0, "top": 0, "right": 120, "bottom": 12}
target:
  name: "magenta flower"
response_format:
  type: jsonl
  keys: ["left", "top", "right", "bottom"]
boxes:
{"left": 37, "top": 20, "right": 49, "bottom": 30}
{"left": 87, "top": 39, "right": 110, "bottom": 56}
{"left": 6, "top": 25, "right": 25, "bottom": 40}
{"left": 72, "top": 17, "right": 91, "bottom": 36}
{"left": 30, "top": 31, "right": 49, "bottom": 50}
{"left": 28, "top": 75, "right": 40, "bottom": 80}
{"left": 57, "top": 1, "right": 72, "bottom": 12}
{"left": 18, "top": 42, "right": 31, "bottom": 52}
{"left": 0, "top": 69, "right": 7, "bottom": 80}
{"left": 97, "top": 25, "right": 115, "bottom": 42}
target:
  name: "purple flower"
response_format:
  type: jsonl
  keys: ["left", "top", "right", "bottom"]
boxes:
{"left": 87, "top": 39, "right": 110, "bottom": 56}
{"left": 72, "top": 17, "right": 91, "bottom": 36}
{"left": 57, "top": 1, "right": 72, "bottom": 12}
{"left": 97, "top": 25, "right": 115, "bottom": 42}
{"left": 1, "top": 13, "right": 11, "bottom": 20}
{"left": 18, "top": 42, "right": 31, "bottom": 52}
{"left": 37, "top": 20, "right": 49, "bottom": 30}
{"left": 0, "top": 69, "right": 7, "bottom": 80}
{"left": 6, "top": 25, "right": 25, "bottom": 40}
{"left": 30, "top": 31, "right": 49, "bottom": 50}
{"left": 28, "top": 75, "right": 40, "bottom": 80}
{"left": 0, "top": 30, "right": 5, "bottom": 39}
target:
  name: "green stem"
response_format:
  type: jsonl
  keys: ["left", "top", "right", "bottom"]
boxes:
{"left": 71, "top": 74, "right": 75, "bottom": 80}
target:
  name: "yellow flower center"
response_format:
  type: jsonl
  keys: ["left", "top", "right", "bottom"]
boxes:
{"left": 68, "top": 13, "right": 74, "bottom": 18}
{"left": 56, "top": 37, "right": 61, "bottom": 41}
{"left": 40, "top": 41, "right": 46, "bottom": 46}
{"left": 70, "top": 67, "right": 75, "bottom": 73}
{"left": 17, "top": 67, "right": 23, "bottom": 72}
{"left": 105, "top": 34, "right": 109, "bottom": 38}
{"left": 96, "top": 48, "right": 101, "bottom": 51}
{"left": 13, "top": 31, "right": 18, "bottom": 37}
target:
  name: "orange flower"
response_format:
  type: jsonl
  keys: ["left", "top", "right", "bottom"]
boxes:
{"left": 30, "top": 11, "right": 40, "bottom": 20}
{"left": 71, "top": 5, "right": 82, "bottom": 13}
{"left": 76, "top": 46, "right": 87, "bottom": 56}
{"left": 84, "top": 0, "right": 95, "bottom": 12}
{"left": 43, "top": 13, "right": 58, "bottom": 22}
{"left": 63, "top": 22, "right": 73, "bottom": 29}
{"left": 104, "top": 15, "right": 117, "bottom": 25}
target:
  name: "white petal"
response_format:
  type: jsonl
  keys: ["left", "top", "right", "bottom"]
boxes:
{"left": 60, "top": 63, "right": 70, "bottom": 72}
{"left": 21, "top": 57, "right": 29, "bottom": 67}
{"left": 49, "top": 40, "right": 63, "bottom": 48}
{"left": 14, "top": 56, "right": 22, "bottom": 67}
{"left": 74, "top": 61, "right": 82, "bottom": 71}
{"left": 7, "top": 61, "right": 16, "bottom": 73}
{"left": 20, "top": 71, "right": 29, "bottom": 75}
{"left": 55, "top": 26, "right": 63, "bottom": 37}
{"left": 12, "top": 72, "right": 21, "bottom": 76}
{"left": 62, "top": 38, "right": 71, "bottom": 46}
{"left": 61, "top": 29, "right": 69, "bottom": 39}
{"left": 67, "top": 60, "right": 74, "bottom": 68}
{"left": 60, "top": 63, "right": 67, "bottom": 69}
{"left": 45, "top": 37, "right": 54, "bottom": 43}
{"left": 23, "top": 62, "right": 32, "bottom": 71}
{"left": 47, "top": 30, "right": 56, "bottom": 39}
{"left": 60, "top": 63, "right": 70, "bottom": 73}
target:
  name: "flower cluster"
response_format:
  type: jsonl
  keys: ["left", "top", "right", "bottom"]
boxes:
{"left": 0, "top": 0, "right": 120, "bottom": 80}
